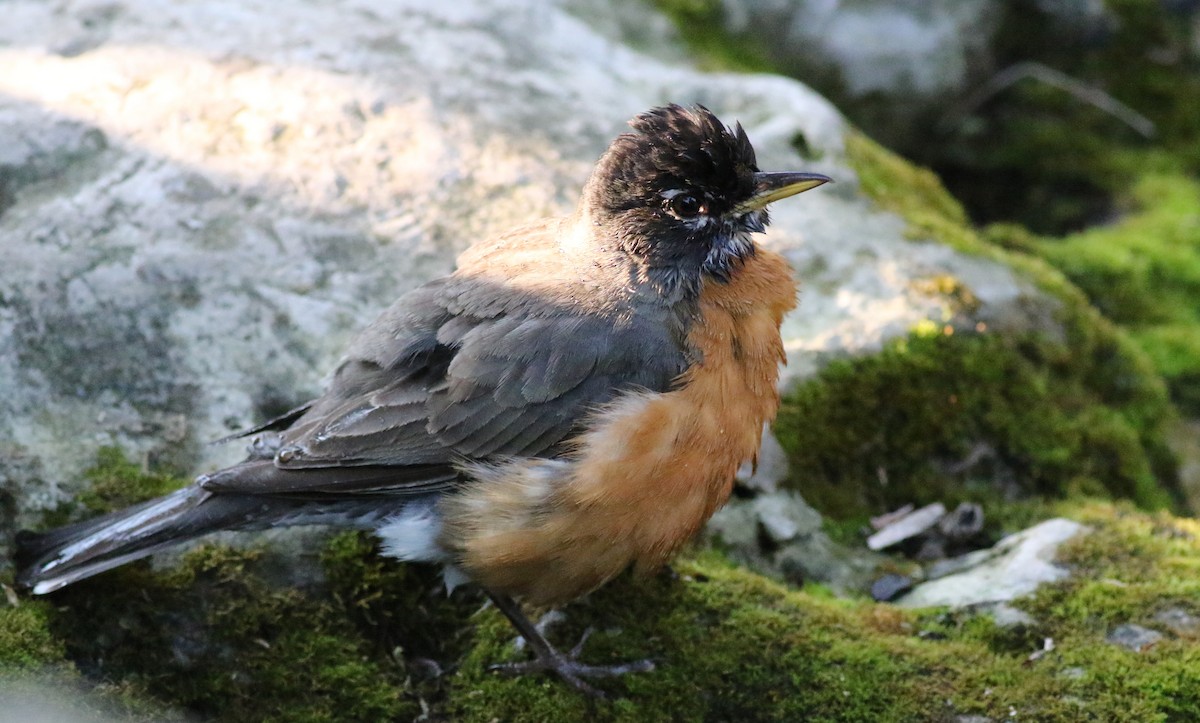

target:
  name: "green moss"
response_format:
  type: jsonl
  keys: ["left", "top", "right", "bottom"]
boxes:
{"left": 0, "top": 596, "right": 65, "bottom": 668}
{"left": 47, "top": 544, "right": 423, "bottom": 722}
{"left": 775, "top": 330, "right": 1176, "bottom": 525}
{"left": 799, "top": 131, "right": 1182, "bottom": 524}
{"left": 320, "top": 531, "right": 480, "bottom": 677}
{"left": 650, "top": 0, "right": 774, "bottom": 73}
{"left": 78, "top": 445, "right": 187, "bottom": 514}
{"left": 1017, "top": 503, "right": 1200, "bottom": 719}
{"left": 1031, "top": 173, "right": 1200, "bottom": 415}
{"left": 0, "top": 575, "right": 178, "bottom": 721}
{"left": 443, "top": 504, "right": 1200, "bottom": 721}
{"left": 17, "top": 448, "right": 1200, "bottom": 720}
{"left": 846, "top": 131, "right": 976, "bottom": 252}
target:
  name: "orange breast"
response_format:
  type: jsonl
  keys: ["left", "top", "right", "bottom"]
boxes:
{"left": 439, "top": 250, "right": 797, "bottom": 607}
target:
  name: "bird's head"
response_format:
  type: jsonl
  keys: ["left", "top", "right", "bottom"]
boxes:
{"left": 582, "top": 104, "right": 829, "bottom": 292}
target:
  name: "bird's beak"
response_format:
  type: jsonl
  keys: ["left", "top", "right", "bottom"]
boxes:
{"left": 734, "top": 171, "right": 832, "bottom": 213}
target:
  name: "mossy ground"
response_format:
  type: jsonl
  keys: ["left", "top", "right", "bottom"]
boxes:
{"left": 4, "top": 454, "right": 1199, "bottom": 722}
{"left": 11, "top": 500, "right": 1199, "bottom": 721}
{"left": 448, "top": 502, "right": 1200, "bottom": 722}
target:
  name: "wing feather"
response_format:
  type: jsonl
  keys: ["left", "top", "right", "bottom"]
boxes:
{"left": 208, "top": 225, "right": 693, "bottom": 497}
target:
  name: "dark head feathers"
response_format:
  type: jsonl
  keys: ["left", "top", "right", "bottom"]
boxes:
{"left": 585, "top": 104, "right": 760, "bottom": 216}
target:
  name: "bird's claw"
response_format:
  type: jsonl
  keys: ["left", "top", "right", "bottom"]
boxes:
{"left": 489, "top": 627, "right": 654, "bottom": 699}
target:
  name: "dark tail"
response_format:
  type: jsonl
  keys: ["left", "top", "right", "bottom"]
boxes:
{"left": 15, "top": 484, "right": 415, "bottom": 594}
{"left": 15, "top": 486, "right": 273, "bottom": 594}
{"left": 15, "top": 458, "right": 449, "bottom": 595}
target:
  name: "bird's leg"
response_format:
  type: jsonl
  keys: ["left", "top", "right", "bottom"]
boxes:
{"left": 485, "top": 591, "right": 654, "bottom": 698}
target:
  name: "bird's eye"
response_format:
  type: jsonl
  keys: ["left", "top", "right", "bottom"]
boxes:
{"left": 668, "top": 194, "right": 704, "bottom": 219}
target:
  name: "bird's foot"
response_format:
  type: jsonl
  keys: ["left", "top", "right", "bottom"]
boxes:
{"left": 485, "top": 592, "right": 654, "bottom": 698}
{"left": 490, "top": 627, "right": 654, "bottom": 697}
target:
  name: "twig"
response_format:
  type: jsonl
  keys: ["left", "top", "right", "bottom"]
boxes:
{"left": 940, "top": 61, "right": 1156, "bottom": 138}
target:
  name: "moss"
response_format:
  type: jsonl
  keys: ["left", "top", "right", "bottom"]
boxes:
{"left": 443, "top": 503, "right": 1200, "bottom": 721}
{"left": 37, "top": 446, "right": 188, "bottom": 529}
{"left": 320, "top": 531, "right": 481, "bottom": 684}
{"left": 1030, "top": 173, "right": 1200, "bottom": 415}
{"left": 775, "top": 330, "right": 1175, "bottom": 525}
{"left": 793, "top": 131, "right": 1182, "bottom": 525}
{"left": 447, "top": 554, "right": 947, "bottom": 722}
{"left": 28, "top": 449, "right": 479, "bottom": 722}
{"left": 0, "top": 575, "right": 178, "bottom": 721}
{"left": 1016, "top": 502, "right": 1200, "bottom": 719}
{"left": 46, "top": 544, "right": 424, "bottom": 722}
{"left": 24, "top": 505, "right": 1200, "bottom": 721}
{"left": 15, "top": 452, "right": 1200, "bottom": 721}
{"left": 78, "top": 445, "right": 188, "bottom": 514}
{"left": 846, "top": 131, "right": 976, "bottom": 251}
{"left": 0, "top": 595, "right": 65, "bottom": 668}
{"left": 649, "top": 0, "right": 774, "bottom": 73}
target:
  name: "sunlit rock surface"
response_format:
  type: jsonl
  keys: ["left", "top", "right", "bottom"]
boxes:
{"left": 0, "top": 0, "right": 1040, "bottom": 520}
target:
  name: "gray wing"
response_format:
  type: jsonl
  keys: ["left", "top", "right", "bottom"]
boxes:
{"left": 201, "top": 262, "right": 691, "bottom": 497}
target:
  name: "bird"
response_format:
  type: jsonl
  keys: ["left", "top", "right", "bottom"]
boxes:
{"left": 15, "top": 104, "right": 830, "bottom": 696}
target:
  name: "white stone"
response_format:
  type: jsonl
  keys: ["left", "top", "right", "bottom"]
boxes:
{"left": 866, "top": 502, "right": 947, "bottom": 551}
{"left": 896, "top": 518, "right": 1089, "bottom": 608}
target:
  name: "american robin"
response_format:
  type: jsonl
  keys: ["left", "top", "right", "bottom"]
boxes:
{"left": 16, "top": 104, "right": 829, "bottom": 696}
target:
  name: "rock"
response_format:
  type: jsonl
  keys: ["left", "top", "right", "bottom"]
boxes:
{"left": 985, "top": 602, "right": 1037, "bottom": 628}
{"left": 867, "top": 502, "right": 947, "bottom": 551}
{"left": 707, "top": 490, "right": 882, "bottom": 592}
{"left": 721, "top": 0, "right": 1001, "bottom": 98}
{"left": 735, "top": 427, "right": 789, "bottom": 494}
{"left": 715, "top": 0, "right": 1004, "bottom": 147}
{"left": 1106, "top": 624, "right": 1164, "bottom": 653}
{"left": 870, "top": 573, "right": 914, "bottom": 602}
{"left": 939, "top": 502, "right": 985, "bottom": 540}
{"left": 896, "top": 518, "right": 1089, "bottom": 608}
{"left": 1152, "top": 607, "right": 1200, "bottom": 637}
{"left": 0, "top": 2, "right": 1049, "bottom": 530}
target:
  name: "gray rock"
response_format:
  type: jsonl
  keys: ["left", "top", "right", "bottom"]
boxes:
{"left": 721, "top": 0, "right": 1000, "bottom": 98}
{"left": 735, "top": 427, "right": 789, "bottom": 494}
{"left": 870, "top": 573, "right": 914, "bottom": 602}
{"left": 896, "top": 518, "right": 1089, "bottom": 608}
{"left": 708, "top": 0, "right": 1126, "bottom": 150}
{"left": 715, "top": 0, "right": 1003, "bottom": 147}
{"left": 1152, "top": 607, "right": 1200, "bottom": 637}
{"left": 984, "top": 602, "right": 1037, "bottom": 628}
{"left": 708, "top": 490, "right": 882, "bottom": 592}
{"left": 0, "top": 0, "right": 1050, "bottom": 531}
{"left": 939, "top": 502, "right": 985, "bottom": 540}
{"left": 1106, "top": 624, "right": 1164, "bottom": 653}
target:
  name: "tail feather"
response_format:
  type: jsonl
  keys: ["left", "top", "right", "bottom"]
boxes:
{"left": 17, "top": 485, "right": 227, "bottom": 594}
{"left": 16, "top": 483, "right": 432, "bottom": 595}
